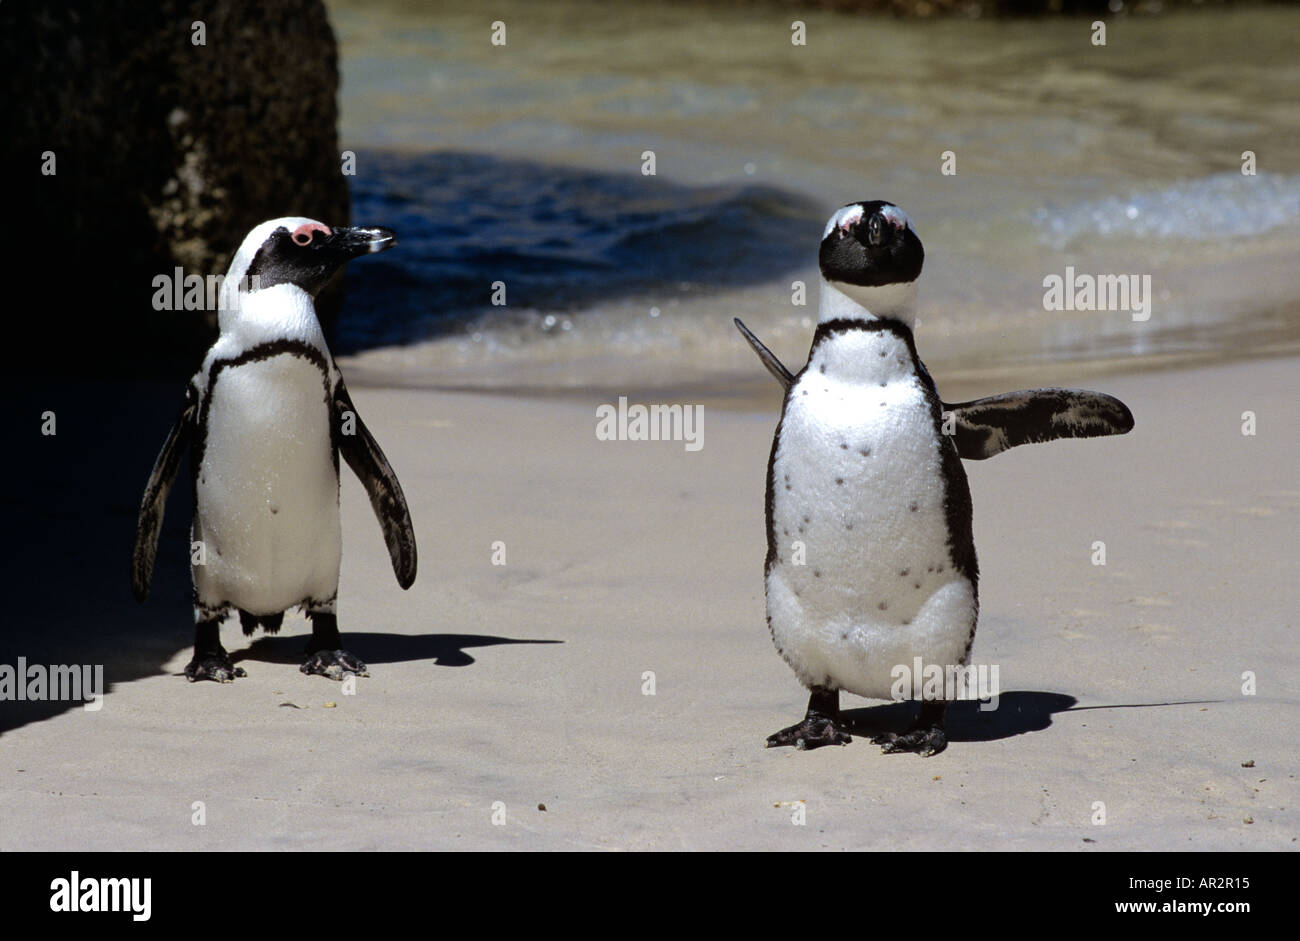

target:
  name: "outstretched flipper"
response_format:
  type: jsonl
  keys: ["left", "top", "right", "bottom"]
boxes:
{"left": 943, "top": 388, "right": 1134, "bottom": 460}
{"left": 131, "top": 386, "right": 196, "bottom": 602}
{"left": 734, "top": 318, "right": 795, "bottom": 391}
{"left": 334, "top": 381, "right": 417, "bottom": 589}
{"left": 734, "top": 320, "right": 1134, "bottom": 460}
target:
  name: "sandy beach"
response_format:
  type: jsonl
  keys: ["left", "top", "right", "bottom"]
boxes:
{"left": 1, "top": 354, "right": 1295, "bottom": 851}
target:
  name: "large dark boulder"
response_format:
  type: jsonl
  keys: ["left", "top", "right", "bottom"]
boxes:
{"left": 1, "top": 0, "right": 350, "bottom": 376}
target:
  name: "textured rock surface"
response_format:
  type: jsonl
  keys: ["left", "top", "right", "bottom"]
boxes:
{"left": 1, "top": 0, "right": 350, "bottom": 374}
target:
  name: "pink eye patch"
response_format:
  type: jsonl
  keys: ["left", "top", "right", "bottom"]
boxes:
{"left": 290, "top": 222, "right": 332, "bottom": 246}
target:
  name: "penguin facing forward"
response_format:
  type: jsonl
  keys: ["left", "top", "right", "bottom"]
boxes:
{"left": 736, "top": 201, "right": 1133, "bottom": 755}
{"left": 132, "top": 218, "right": 417, "bottom": 683}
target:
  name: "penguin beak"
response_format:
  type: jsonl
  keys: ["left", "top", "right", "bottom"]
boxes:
{"left": 331, "top": 226, "right": 396, "bottom": 257}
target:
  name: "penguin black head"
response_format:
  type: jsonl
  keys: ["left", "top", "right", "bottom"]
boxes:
{"left": 234, "top": 217, "right": 396, "bottom": 298}
{"left": 818, "top": 201, "right": 923, "bottom": 320}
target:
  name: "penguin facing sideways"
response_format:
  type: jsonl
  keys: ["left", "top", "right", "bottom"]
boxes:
{"left": 736, "top": 200, "right": 1133, "bottom": 755}
{"left": 132, "top": 218, "right": 417, "bottom": 683}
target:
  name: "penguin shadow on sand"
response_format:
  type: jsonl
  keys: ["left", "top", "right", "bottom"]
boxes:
{"left": 839, "top": 692, "right": 1225, "bottom": 747}
{"left": 839, "top": 692, "right": 1078, "bottom": 746}
{"left": 232, "top": 632, "right": 561, "bottom": 670}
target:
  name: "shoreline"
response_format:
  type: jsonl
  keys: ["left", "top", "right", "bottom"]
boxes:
{"left": 339, "top": 328, "right": 1300, "bottom": 412}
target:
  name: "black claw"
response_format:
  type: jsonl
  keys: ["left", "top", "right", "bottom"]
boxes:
{"left": 873, "top": 727, "right": 947, "bottom": 756}
{"left": 184, "top": 653, "right": 246, "bottom": 683}
{"left": 873, "top": 701, "right": 947, "bottom": 756}
{"left": 767, "top": 687, "right": 851, "bottom": 750}
{"left": 767, "top": 716, "right": 852, "bottom": 750}
{"left": 188, "top": 619, "right": 242, "bottom": 682}
{"left": 300, "top": 649, "right": 369, "bottom": 680}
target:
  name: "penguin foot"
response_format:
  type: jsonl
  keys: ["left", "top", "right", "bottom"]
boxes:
{"left": 766, "top": 716, "right": 852, "bottom": 750}
{"left": 300, "top": 649, "right": 369, "bottom": 680}
{"left": 872, "top": 723, "right": 946, "bottom": 757}
{"left": 873, "top": 700, "right": 947, "bottom": 756}
{"left": 184, "top": 652, "right": 246, "bottom": 683}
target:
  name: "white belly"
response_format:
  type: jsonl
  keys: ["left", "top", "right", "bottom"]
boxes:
{"left": 766, "top": 356, "right": 976, "bottom": 700}
{"left": 193, "top": 354, "right": 341, "bottom": 614}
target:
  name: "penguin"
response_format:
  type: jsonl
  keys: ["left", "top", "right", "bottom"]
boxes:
{"left": 132, "top": 218, "right": 417, "bottom": 683}
{"left": 737, "top": 200, "right": 1133, "bottom": 755}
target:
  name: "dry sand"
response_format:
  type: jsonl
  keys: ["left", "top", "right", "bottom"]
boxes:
{"left": 0, "top": 355, "right": 1296, "bottom": 850}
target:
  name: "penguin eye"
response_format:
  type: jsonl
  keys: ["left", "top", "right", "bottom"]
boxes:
{"left": 289, "top": 222, "right": 332, "bottom": 247}
{"left": 867, "top": 215, "right": 883, "bottom": 246}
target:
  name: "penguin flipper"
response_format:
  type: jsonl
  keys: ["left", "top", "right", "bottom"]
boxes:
{"left": 131, "top": 387, "right": 196, "bottom": 602}
{"left": 734, "top": 318, "right": 795, "bottom": 391}
{"left": 944, "top": 388, "right": 1134, "bottom": 460}
{"left": 334, "top": 382, "right": 418, "bottom": 589}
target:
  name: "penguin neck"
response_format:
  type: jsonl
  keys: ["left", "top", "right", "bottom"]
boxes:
{"left": 817, "top": 278, "right": 917, "bottom": 330}
{"left": 809, "top": 279, "right": 919, "bottom": 385}
{"left": 217, "top": 283, "right": 329, "bottom": 352}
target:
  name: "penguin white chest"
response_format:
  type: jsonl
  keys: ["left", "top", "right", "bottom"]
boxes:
{"left": 194, "top": 353, "right": 342, "bottom": 614}
{"left": 765, "top": 328, "right": 977, "bottom": 700}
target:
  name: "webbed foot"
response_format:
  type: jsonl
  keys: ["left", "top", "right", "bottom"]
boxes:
{"left": 185, "top": 651, "right": 245, "bottom": 683}
{"left": 300, "top": 649, "right": 369, "bottom": 680}
{"left": 766, "top": 687, "right": 850, "bottom": 750}
{"left": 873, "top": 700, "right": 947, "bottom": 756}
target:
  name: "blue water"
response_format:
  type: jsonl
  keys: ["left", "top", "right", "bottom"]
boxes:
{"left": 339, "top": 151, "right": 824, "bottom": 352}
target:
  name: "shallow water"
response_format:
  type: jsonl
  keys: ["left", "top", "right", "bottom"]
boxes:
{"left": 327, "top": 0, "right": 1300, "bottom": 391}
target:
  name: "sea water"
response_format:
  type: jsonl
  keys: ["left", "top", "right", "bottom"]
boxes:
{"left": 326, "top": 0, "right": 1300, "bottom": 394}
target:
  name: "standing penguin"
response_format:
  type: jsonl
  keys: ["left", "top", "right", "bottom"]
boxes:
{"left": 737, "top": 201, "right": 1132, "bottom": 755}
{"left": 132, "top": 218, "right": 417, "bottom": 683}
